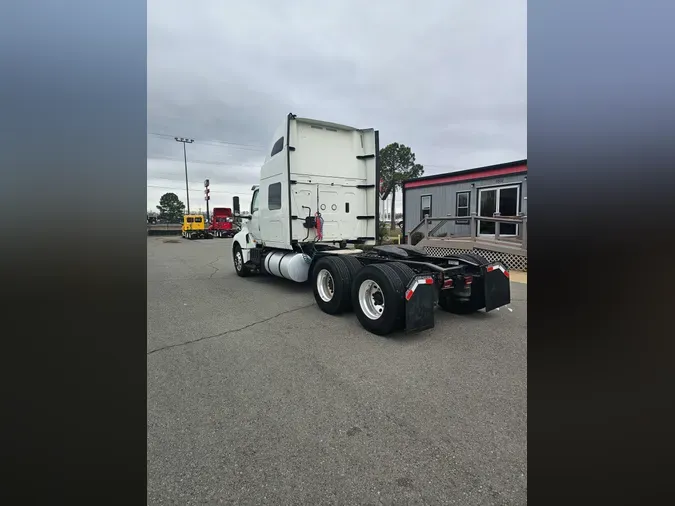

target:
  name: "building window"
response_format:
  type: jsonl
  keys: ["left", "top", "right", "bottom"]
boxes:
{"left": 421, "top": 194, "right": 432, "bottom": 219}
{"left": 268, "top": 182, "right": 282, "bottom": 210}
{"left": 270, "top": 137, "right": 284, "bottom": 157}
{"left": 456, "top": 191, "right": 470, "bottom": 224}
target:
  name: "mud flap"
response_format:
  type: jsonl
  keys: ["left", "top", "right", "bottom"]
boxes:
{"left": 404, "top": 276, "right": 436, "bottom": 333}
{"left": 483, "top": 263, "right": 511, "bottom": 312}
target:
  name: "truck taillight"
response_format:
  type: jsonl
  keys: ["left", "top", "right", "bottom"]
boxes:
{"left": 464, "top": 275, "right": 473, "bottom": 285}
{"left": 442, "top": 279, "right": 453, "bottom": 289}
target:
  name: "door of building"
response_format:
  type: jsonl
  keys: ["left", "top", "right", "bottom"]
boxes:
{"left": 478, "top": 185, "right": 519, "bottom": 236}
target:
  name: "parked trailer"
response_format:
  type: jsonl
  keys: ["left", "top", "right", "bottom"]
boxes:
{"left": 182, "top": 214, "right": 212, "bottom": 240}
{"left": 231, "top": 114, "right": 510, "bottom": 336}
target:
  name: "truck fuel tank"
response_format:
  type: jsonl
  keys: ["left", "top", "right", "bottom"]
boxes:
{"left": 262, "top": 251, "right": 311, "bottom": 283}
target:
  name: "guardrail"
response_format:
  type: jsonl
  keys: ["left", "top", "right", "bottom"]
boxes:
{"left": 147, "top": 223, "right": 183, "bottom": 235}
{"left": 408, "top": 213, "right": 527, "bottom": 253}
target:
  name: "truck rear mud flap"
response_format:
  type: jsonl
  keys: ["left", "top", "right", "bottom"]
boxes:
{"left": 404, "top": 276, "right": 436, "bottom": 333}
{"left": 482, "top": 263, "right": 511, "bottom": 312}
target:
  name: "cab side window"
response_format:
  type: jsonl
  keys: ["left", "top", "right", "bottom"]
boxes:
{"left": 251, "top": 189, "right": 259, "bottom": 214}
{"left": 270, "top": 137, "right": 284, "bottom": 157}
{"left": 268, "top": 182, "right": 282, "bottom": 210}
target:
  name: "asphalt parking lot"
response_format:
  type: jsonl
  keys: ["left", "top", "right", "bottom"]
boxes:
{"left": 147, "top": 236, "right": 527, "bottom": 505}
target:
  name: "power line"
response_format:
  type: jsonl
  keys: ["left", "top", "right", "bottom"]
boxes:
{"left": 148, "top": 154, "right": 262, "bottom": 168}
{"left": 147, "top": 184, "right": 243, "bottom": 195}
{"left": 148, "top": 132, "right": 266, "bottom": 152}
{"left": 149, "top": 175, "right": 256, "bottom": 187}
{"left": 150, "top": 131, "right": 460, "bottom": 169}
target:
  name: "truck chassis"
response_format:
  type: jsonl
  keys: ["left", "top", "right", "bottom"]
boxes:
{"left": 182, "top": 230, "right": 212, "bottom": 240}
{"left": 210, "top": 229, "right": 236, "bottom": 239}
{"left": 233, "top": 242, "right": 511, "bottom": 336}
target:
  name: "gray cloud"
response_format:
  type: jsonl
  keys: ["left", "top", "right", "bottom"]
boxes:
{"left": 148, "top": 0, "right": 526, "bottom": 210}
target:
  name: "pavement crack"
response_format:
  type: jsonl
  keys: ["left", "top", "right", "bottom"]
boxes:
{"left": 205, "top": 256, "right": 223, "bottom": 279}
{"left": 147, "top": 303, "right": 315, "bottom": 356}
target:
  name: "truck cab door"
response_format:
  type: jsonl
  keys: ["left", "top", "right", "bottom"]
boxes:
{"left": 248, "top": 189, "right": 261, "bottom": 241}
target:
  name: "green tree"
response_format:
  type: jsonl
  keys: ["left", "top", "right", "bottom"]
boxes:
{"left": 379, "top": 143, "right": 424, "bottom": 228}
{"left": 156, "top": 192, "right": 185, "bottom": 223}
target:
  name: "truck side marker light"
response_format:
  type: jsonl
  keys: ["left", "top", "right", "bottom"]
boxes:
{"left": 405, "top": 276, "right": 434, "bottom": 301}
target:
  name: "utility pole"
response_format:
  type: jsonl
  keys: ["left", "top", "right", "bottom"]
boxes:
{"left": 204, "top": 179, "right": 211, "bottom": 223}
{"left": 175, "top": 137, "right": 194, "bottom": 214}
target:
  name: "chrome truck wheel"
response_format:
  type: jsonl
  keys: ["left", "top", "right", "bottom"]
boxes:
{"left": 233, "top": 243, "right": 252, "bottom": 277}
{"left": 351, "top": 263, "right": 408, "bottom": 336}
{"left": 316, "top": 269, "right": 335, "bottom": 302}
{"left": 311, "top": 255, "right": 356, "bottom": 314}
{"left": 358, "top": 280, "right": 384, "bottom": 320}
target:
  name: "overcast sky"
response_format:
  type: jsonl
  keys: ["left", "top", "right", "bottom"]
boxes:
{"left": 147, "top": 0, "right": 526, "bottom": 214}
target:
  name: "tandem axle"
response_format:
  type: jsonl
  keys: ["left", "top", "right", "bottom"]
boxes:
{"left": 232, "top": 242, "right": 511, "bottom": 336}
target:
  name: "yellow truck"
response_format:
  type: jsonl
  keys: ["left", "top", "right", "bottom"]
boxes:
{"left": 182, "top": 215, "right": 212, "bottom": 240}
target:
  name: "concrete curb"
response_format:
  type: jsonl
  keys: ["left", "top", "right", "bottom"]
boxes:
{"left": 509, "top": 271, "right": 527, "bottom": 284}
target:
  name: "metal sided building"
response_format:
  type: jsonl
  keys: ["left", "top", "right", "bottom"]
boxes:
{"left": 402, "top": 159, "right": 527, "bottom": 241}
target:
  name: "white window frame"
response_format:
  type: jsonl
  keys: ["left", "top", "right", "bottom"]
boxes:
{"left": 477, "top": 184, "right": 520, "bottom": 237}
{"left": 420, "top": 194, "right": 432, "bottom": 219}
{"left": 455, "top": 191, "right": 470, "bottom": 225}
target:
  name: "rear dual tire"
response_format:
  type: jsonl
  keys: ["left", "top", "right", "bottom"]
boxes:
{"left": 351, "top": 262, "right": 413, "bottom": 336}
{"left": 438, "top": 292, "right": 484, "bottom": 314}
{"left": 312, "top": 256, "right": 417, "bottom": 337}
{"left": 438, "top": 253, "right": 488, "bottom": 314}
{"left": 312, "top": 256, "right": 361, "bottom": 314}
{"left": 458, "top": 252, "right": 489, "bottom": 266}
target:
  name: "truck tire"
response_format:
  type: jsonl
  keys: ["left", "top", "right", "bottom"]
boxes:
{"left": 438, "top": 291, "right": 485, "bottom": 314}
{"left": 458, "top": 252, "right": 489, "bottom": 266}
{"left": 438, "top": 274, "right": 486, "bottom": 314}
{"left": 351, "top": 263, "right": 407, "bottom": 336}
{"left": 386, "top": 261, "right": 416, "bottom": 286}
{"left": 233, "top": 243, "right": 253, "bottom": 277}
{"left": 312, "top": 256, "right": 353, "bottom": 314}
{"left": 340, "top": 255, "right": 363, "bottom": 277}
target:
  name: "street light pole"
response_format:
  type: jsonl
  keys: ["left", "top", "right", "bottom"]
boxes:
{"left": 175, "top": 137, "right": 194, "bottom": 214}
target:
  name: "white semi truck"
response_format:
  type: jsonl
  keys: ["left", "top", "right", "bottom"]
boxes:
{"left": 232, "top": 113, "right": 511, "bottom": 336}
